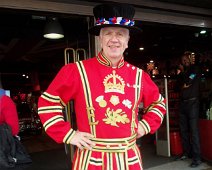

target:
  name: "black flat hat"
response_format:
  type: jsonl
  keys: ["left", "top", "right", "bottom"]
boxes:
{"left": 89, "top": 3, "right": 141, "bottom": 36}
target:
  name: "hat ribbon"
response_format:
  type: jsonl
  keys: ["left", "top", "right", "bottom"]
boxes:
{"left": 96, "top": 17, "right": 134, "bottom": 26}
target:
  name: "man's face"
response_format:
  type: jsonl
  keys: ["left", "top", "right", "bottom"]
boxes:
{"left": 99, "top": 27, "right": 130, "bottom": 60}
{"left": 181, "top": 55, "right": 190, "bottom": 67}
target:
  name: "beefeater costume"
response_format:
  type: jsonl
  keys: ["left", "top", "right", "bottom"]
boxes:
{"left": 38, "top": 3, "right": 166, "bottom": 170}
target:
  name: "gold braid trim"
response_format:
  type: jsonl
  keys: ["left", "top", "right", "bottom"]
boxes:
{"left": 143, "top": 95, "right": 165, "bottom": 113}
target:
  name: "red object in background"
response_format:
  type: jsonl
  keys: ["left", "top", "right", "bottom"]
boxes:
{"left": 20, "top": 93, "right": 26, "bottom": 101}
{"left": 170, "top": 131, "right": 183, "bottom": 156}
{"left": 199, "top": 119, "right": 212, "bottom": 161}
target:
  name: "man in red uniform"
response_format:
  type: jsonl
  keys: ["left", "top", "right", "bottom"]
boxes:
{"left": 38, "top": 3, "right": 166, "bottom": 170}
{"left": 0, "top": 88, "right": 19, "bottom": 136}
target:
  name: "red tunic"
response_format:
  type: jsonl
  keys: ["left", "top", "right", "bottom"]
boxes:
{"left": 0, "top": 95, "right": 19, "bottom": 136}
{"left": 38, "top": 53, "right": 166, "bottom": 170}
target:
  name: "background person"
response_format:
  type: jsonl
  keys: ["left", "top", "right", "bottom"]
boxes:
{"left": 0, "top": 88, "right": 19, "bottom": 136}
{"left": 38, "top": 3, "right": 166, "bottom": 170}
{"left": 176, "top": 51, "right": 202, "bottom": 168}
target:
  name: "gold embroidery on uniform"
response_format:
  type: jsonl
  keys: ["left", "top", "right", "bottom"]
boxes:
{"left": 109, "top": 95, "right": 120, "bottom": 106}
{"left": 103, "top": 70, "right": 125, "bottom": 94}
{"left": 99, "top": 100, "right": 107, "bottom": 107}
{"left": 103, "top": 108, "right": 130, "bottom": 127}
{"left": 96, "top": 95, "right": 104, "bottom": 102}
{"left": 122, "top": 99, "right": 132, "bottom": 109}
{"left": 96, "top": 95, "right": 107, "bottom": 108}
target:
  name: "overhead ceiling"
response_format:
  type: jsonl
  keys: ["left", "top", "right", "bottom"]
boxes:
{"left": 154, "top": 0, "right": 212, "bottom": 9}
{"left": 0, "top": 9, "right": 90, "bottom": 72}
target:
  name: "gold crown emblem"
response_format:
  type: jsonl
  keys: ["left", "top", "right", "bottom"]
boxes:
{"left": 103, "top": 70, "right": 125, "bottom": 94}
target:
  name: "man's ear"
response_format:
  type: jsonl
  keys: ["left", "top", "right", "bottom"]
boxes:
{"left": 126, "top": 36, "right": 130, "bottom": 48}
{"left": 98, "top": 36, "right": 103, "bottom": 48}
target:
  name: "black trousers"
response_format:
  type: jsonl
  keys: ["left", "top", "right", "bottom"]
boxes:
{"left": 179, "top": 98, "right": 201, "bottom": 161}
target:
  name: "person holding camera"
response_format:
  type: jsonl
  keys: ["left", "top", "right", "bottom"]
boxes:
{"left": 176, "top": 51, "right": 202, "bottom": 168}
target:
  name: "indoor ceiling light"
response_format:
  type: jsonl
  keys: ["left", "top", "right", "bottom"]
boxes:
{"left": 139, "top": 47, "right": 144, "bottom": 51}
{"left": 200, "top": 30, "right": 206, "bottom": 34}
{"left": 43, "top": 17, "right": 64, "bottom": 39}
